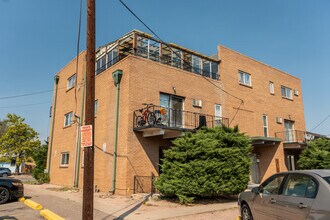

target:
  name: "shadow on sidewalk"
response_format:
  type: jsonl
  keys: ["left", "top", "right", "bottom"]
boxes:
{"left": 100, "top": 195, "right": 150, "bottom": 220}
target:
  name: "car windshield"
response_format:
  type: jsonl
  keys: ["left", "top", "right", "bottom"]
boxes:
{"left": 323, "top": 176, "right": 330, "bottom": 184}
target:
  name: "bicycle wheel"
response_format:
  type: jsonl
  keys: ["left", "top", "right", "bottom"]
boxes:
{"left": 136, "top": 116, "right": 145, "bottom": 127}
{"left": 147, "top": 112, "right": 156, "bottom": 125}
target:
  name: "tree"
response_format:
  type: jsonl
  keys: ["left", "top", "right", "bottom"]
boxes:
{"left": 32, "top": 144, "right": 49, "bottom": 183}
{"left": 155, "top": 126, "right": 252, "bottom": 204}
{"left": 0, "top": 114, "right": 41, "bottom": 174}
{"left": 298, "top": 138, "right": 330, "bottom": 169}
{"left": 0, "top": 118, "right": 8, "bottom": 138}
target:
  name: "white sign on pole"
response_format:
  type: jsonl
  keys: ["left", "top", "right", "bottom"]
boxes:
{"left": 81, "top": 125, "right": 93, "bottom": 147}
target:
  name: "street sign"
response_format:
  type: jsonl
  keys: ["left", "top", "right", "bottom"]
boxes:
{"left": 81, "top": 125, "right": 93, "bottom": 147}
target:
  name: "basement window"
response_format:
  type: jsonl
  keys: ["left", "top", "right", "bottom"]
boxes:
{"left": 60, "top": 152, "right": 69, "bottom": 167}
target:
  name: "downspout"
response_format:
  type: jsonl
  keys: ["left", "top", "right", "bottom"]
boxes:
{"left": 74, "top": 73, "right": 86, "bottom": 187}
{"left": 110, "top": 70, "right": 123, "bottom": 194}
{"left": 47, "top": 75, "right": 60, "bottom": 174}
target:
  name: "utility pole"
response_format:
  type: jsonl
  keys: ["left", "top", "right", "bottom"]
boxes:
{"left": 83, "top": 0, "right": 95, "bottom": 219}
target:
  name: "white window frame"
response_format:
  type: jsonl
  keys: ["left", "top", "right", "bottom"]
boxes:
{"left": 262, "top": 115, "right": 268, "bottom": 137}
{"left": 281, "top": 86, "right": 292, "bottom": 99}
{"left": 269, "top": 81, "right": 275, "bottom": 94}
{"left": 215, "top": 104, "right": 222, "bottom": 126}
{"left": 64, "top": 112, "right": 73, "bottom": 127}
{"left": 60, "top": 152, "right": 69, "bottom": 167}
{"left": 238, "top": 70, "right": 252, "bottom": 86}
{"left": 67, "top": 74, "right": 76, "bottom": 90}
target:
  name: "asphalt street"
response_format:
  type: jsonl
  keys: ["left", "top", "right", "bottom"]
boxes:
{"left": 0, "top": 185, "right": 114, "bottom": 220}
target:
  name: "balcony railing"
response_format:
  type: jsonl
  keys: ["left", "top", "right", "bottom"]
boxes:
{"left": 275, "top": 130, "right": 307, "bottom": 143}
{"left": 133, "top": 104, "right": 229, "bottom": 131}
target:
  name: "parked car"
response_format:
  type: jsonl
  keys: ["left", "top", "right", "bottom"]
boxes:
{"left": 238, "top": 170, "right": 330, "bottom": 220}
{"left": 0, "top": 167, "right": 11, "bottom": 177}
{"left": 0, "top": 178, "right": 24, "bottom": 204}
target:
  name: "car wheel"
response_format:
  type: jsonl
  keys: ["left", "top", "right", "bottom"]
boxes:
{"left": 2, "top": 173, "right": 8, "bottom": 178}
{"left": 0, "top": 187, "right": 10, "bottom": 204}
{"left": 241, "top": 203, "right": 253, "bottom": 220}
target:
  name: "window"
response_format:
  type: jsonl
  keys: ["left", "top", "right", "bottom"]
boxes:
{"left": 203, "top": 61, "right": 219, "bottom": 80}
{"left": 263, "top": 115, "right": 268, "bottom": 137}
{"left": 261, "top": 174, "right": 285, "bottom": 195}
{"left": 136, "top": 36, "right": 160, "bottom": 61}
{"left": 192, "top": 55, "right": 202, "bottom": 74}
{"left": 171, "top": 48, "right": 182, "bottom": 68}
{"left": 94, "top": 100, "right": 98, "bottom": 116}
{"left": 160, "top": 93, "right": 184, "bottom": 127}
{"left": 211, "top": 62, "right": 219, "bottom": 80}
{"left": 64, "top": 112, "right": 73, "bottom": 127}
{"left": 269, "top": 81, "right": 274, "bottom": 94}
{"left": 67, "top": 74, "right": 76, "bottom": 90}
{"left": 107, "top": 48, "right": 118, "bottom": 68}
{"left": 60, "top": 152, "right": 69, "bottom": 166}
{"left": 96, "top": 55, "right": 106, "bottom": 75}
{"left": 282, "top": 174, "right": 317, "bottom": 198}
{"left": 239, "top": 70, "right": 251, "bottom": 86}
{"left": 215, "top": 104, "right": 222, "bottom": 126}
{"left": 281, "top": 86, "right": 292, "bottom": 99}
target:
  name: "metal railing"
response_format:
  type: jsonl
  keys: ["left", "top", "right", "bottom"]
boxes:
{"left": 133, "top": 174, "right": 158, "bottom": 194}
{"left": 275, "top": 130, "right": 307, "bottom": 143}
{"left": 133, "top": 104, "right": 229, "bottom": 130}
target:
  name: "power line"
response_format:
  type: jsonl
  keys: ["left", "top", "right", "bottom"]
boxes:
{"left": 0, "top": 101, "right": 50, "bottom": 109}
{"left": 0, "top": 90, "right": 53, "bottom": 100}
{"left": 310, "top": 115, "right": 330, "bottom": 132}
{"left": 118, "top": 1, "right": 244, "bottom": 102}
{"left": 0, "top": 83, "right": 83, "bottom": 100}
{"left": 118, "top": 0, "right": 245, "bottom": 120}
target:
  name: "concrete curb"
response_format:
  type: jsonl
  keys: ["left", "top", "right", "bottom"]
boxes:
{"left": 24, "top": 199, "right": 43, "bottom": 210}
{"left": 18, "top": 197, "right": 25, "bottom": 202}
{"left": 40, "top": 209, "right": 65, "bottom": 220}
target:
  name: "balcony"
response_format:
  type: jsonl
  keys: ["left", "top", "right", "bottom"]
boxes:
{"left": 275, "top": 130, "right": 308, "bottom": 149}
{"left": 133, "top": 104, "right": 229, "bottom": 138}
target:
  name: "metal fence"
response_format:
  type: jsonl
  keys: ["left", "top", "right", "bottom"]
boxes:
{"left": 275, "top": 130, "right": 307, "bottom": 143}
{"left": 133, "top": 104, "right": 229, "bottom": 131}
{"left": 133, "top": 173, "right": 158, "bottom": 194}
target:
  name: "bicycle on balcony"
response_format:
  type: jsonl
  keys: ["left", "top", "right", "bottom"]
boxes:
{"left": 136, "top": 104, "right": 168, "bottom": 127}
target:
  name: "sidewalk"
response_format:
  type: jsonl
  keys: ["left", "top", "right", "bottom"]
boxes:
{"left": 23, "top": 182, "right": 237, "bottom": 219}
{"left": 125, "top": 197, "right": 237, "bottom": 220}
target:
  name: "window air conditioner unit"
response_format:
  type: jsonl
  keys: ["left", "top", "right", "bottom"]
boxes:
{"left": 294, "top": 90, "right": 299, "bottom": 96}
{"left": 192, "top": 99, "right": 202, "bottom": 107}
{"left": 276, "top": 117, "right": 283, "bottom": 124}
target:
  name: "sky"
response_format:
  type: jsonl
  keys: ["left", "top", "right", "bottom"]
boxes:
{"left": 0, "top": 0, "right": 329, "bottom": 141}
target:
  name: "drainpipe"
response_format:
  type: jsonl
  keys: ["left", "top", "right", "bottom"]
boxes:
{"left": 110, "top": 69, "right": 123, "bottom": 194}
{"left": 74, "top": 73, "right": 86, "bottom": 187}
{"left": 47, "top": 75, "right": 60, "bottom": 174}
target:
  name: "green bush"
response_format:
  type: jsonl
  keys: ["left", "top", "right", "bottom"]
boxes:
{"left": 298, "top": 138, "right": 330, "bottom": 169}
{"left": 155, "top": 126, "right": 252, "bottom": 204}
{"left": 35, "top": 173, "right": 50, "bottom": 183}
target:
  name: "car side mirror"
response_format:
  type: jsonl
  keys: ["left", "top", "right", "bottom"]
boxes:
{"left": 252, "top": 187, "right": 260, "bottom": 194}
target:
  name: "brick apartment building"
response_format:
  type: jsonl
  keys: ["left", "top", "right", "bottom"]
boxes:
{"left": 47, "top": 30, "right": 307, "bottom": 195}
